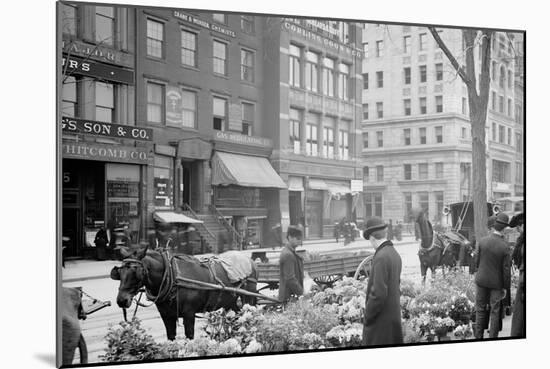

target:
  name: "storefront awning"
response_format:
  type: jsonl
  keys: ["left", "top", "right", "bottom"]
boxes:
{"left": 308, "top": 178, "right": 328, "bottom": 190}
{"left": 153, "top": 211, "right": 203, "bottom": 224}
{"left": 325, "top": 181, "right": 352, "bottom": 196}
{"left": 288, "top": 176, "right": 304, "bottom": 192}
{"left": 211, "top": 152, "right": 287, "bottom": 189}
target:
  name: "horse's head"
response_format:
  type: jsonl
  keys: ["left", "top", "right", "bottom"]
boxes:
{"left": 110, "top": 245, "right": 149, "bottom": 309}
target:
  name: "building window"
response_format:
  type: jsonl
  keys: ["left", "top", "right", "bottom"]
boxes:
{"left": 362, "top": 103, "right": 369, "bottom": 120}
{"left": 492, "top": 122, "right": 497, "bottom": 141}
{"left": 491, "top": 61, "right": 497, "bottom": 80}
{"left": 491, "top": 91, "right": 496, "bottom": 110}
{"left": 213, "top": 97, "right": 227, "bottom": 131}
{"left": 461, "top": 127, "right": 467, "bottom": 139}
{"left": 404, "top": 99, "right": 411, "bottom": 116}
{"left": 376, "top": 102, "right": 383, "bottom": 119}
{"left": 376, "top": 71, "right": 384, "bottom": 88}
{"left": 213, "top": 40, "right": 227, "bottom": 75}
{"left": 404, "top": 164, "right": 412, "bottom": 180}
{"left": 363, "top": 166, "right": 370, "bottom": 182}
{"left": 419, "top": 33, "right": 427, "bottom": 51}
{"left": 181, "top": 29, "right": 197, "bottom": 67}
{"left": 376, "top": 131, "right": 383, "bottom": 147}
{"left": 96, "top": 6, "right": 114, "bottom": 46}
{"left": 418, "top": 163, "right": 428, "bottom": 180}
{"left": 212, "top": 13, "right": 226, "bottom": 24}
{"left": 305, "top": 51, "right": 319, "bottom": 92}
{"left": 240, "top": 102, "right": 254, "bottom": 136}
{"left": 419, "top": 192, "right": 429, "bottom": 218}
{"left": 419, "top": 97, "right": 427, "bottom": 114}
{"left": 404, "top": 128, "right": 411, "bottom": 145}
{"left": 403, "top": 192, "right": 412, "bottom": 221}
{"left": 363, "top": 42, "right": 369, "bottom": 58}
{"left": 62, "top": 3, "right": 77, "bottom": 36}
{"left": 516, "top": 132, "right": 522, "bottom": 152}
{"left": 498, "top": 95, "right": 504, "bottom": 113}
{"left": 507, "top": 127, "right": 512, "bottom": 146}
{"left": 419, "top": 65, "right": 427, "bottom": 83}
{"left": 338, "top": 63, "right": 350, "bottom": 100}
{"left": 515, "top": 162, "right": 522, "bottom": 184}
{"left": 462, "top": 97, "right": 467, "bottom": 115}
{"left": 146, "top": 18, "right": 164, "bottom": 58}
{"left": 435, "top": 162, "right": 444, "bottom": 178}
{"left": 508, "top": 70, "right": 513, "bottom": 88}
{"left": 363, "top": 132, "right": 369, "bottom": 148}
{"left": 62, "top": 76, "right": 78, "bottom": 117}
{"left": 289, "top": 108, "right": 301, "bottom": 154}
{"left": 241, "top": 49, "right": 255, "bottom": 82}
{"left": 306, "top": 123, "right": 318, "bottom": 156}
{"left": 499, "top": 125, "right": 505, "bottom": 143}
{"left": 375, "top": 165, "right": 384, "bottom": 182}
{"left": 403, "top": 35, "right": 411, "bottom": 53}
{"left": 362, "top": 73, "right": 369, "bottom": 90}
{"left": 403, "top": 67, "right": 411, "bottom": 85}
{"left": 241, "top": 15, "right": 254, "bottom": 34}
{"left": 323, "top": 57, "right": 335, "bottom": 96}
{"left": 435, "top": 96, "right": 443, "bottom": 113}
{"left": 435, "top": 63, "right": 443, "bottom": 81}
{"left": 376, "top": 40, "right": 384, "bottom": 57}
{"left": 435, "top": 192, "right": 444, "bottom": 221}
{"left": 339, "top": 127, "right": 349, "bottom": 160}
{"left": 181, "top": 89, "right": 197, "bottom": 128}
{"left": 419, "top": 127, "right": 426, "bottom": 144}
{"left": 95, "top": 81, "right": 114, "bottom": 123}
{"left": 492, "top": 160, "right": 511, "bottom": 183}
{"left": 507, "top": 98, "right": 513, "bottom": 117}
{"left": 499, "top": 65, "right": 506, "bottom": 88}
{"left": 365, "top": 193, "right": 383, "bottom": 218}
{"left": 322, "top": 126, "right": 335, "bottom": 159}
{"left": 460, "top": 162, "right": 471, "bottom": 200}
{"left": 435, "top": 126, "right": 443, "bottom": 143}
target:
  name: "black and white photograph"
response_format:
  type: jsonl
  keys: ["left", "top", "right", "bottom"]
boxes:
{"left": 53, "top": 0, "right": 529, "bottom": 366}
{"left": 3, "top": 0, "right": 540, "bottom": 368}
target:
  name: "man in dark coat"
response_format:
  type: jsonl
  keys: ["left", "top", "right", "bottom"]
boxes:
{"left": 509, "top": 213, "right": 525, "bottom": 337}
{"left": 278, "top": 225, "right": 304, "bottom": 303}
{"left": 474, "top": 212, "right": 511, "bottom": 339}
{"left": 362, "top": 217, "right": 403, "bottom": 346}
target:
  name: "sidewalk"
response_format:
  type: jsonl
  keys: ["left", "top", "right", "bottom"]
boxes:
{"left": 61, "top": 235, "right": 418, "bottom": 283}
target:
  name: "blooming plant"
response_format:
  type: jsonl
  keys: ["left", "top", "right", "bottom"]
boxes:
{"left": 453, "top": 324, "right": 474, "bottom": 340}
{"left": 409, "top": 313, "right": 455, "bottom": 339}
{"left": 325, "top": 323, "right": 363, "bottom": 348}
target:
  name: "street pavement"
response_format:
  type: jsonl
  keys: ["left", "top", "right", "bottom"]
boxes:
{"left": 61, "top": 234, "right": 514, "bottom": 364}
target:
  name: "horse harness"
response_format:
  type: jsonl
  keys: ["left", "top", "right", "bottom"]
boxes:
{"left": 417, "top": 232, "right": 452, "bottom": 257}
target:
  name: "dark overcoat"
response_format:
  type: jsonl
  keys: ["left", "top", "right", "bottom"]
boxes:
{"left": 362, "top": 240, "right": 403, "bottom": 346}
{"left": 278, "top": 245, "right": 304, "bottom": 302}
{"left": 475, "top": 233, "right": 511, "bottom": 290}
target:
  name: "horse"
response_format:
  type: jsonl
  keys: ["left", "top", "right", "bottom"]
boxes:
{"left": 414, "top": 211, "right": 472, "bottom": 284}
{"left": 110, "top": 245, "right": 258, "bottom": 340}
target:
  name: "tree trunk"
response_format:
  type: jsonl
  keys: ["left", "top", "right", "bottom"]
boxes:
{"left": 470, "top": 106, "right": 489, "bottom": 242}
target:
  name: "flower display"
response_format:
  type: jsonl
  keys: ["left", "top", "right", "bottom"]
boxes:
{"left": 325, "top": 323, "right": 363, "bottom": 347}
{"left": 453, "top": 323, "right": 474, "bottom": 340}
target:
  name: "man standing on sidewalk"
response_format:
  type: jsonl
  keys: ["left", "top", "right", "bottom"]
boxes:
{"left": 474, "top": 213, "right": 512, "bottom": 339}
{"left": 278, "top": 225, "right": 304, "bottom": 303}
{"left": 362, "top": 217, "right": 403, "bottom": 346}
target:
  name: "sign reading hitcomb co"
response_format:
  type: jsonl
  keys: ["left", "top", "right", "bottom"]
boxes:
{"left": 62, "top": 117, "right": 153, "bottom": 142}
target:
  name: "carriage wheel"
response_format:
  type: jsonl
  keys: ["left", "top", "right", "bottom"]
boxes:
{"left": 353, "top": 255, "right": 373, "bottom": 280}
{"left": 314, "top": 274, "right": 343, "bottom": 288}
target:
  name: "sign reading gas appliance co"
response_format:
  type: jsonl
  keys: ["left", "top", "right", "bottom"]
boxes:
{"left": 62, "top": 142, "right": 151, "bottom": 164}
{"left": 215, "top": 131, "right": 272, "bottom": 148}
{"left": 62, "top": 117, "right": 153, "bottom": 142}
{"left": 62, "top": 55, "right": 134, "bottom": 84}
{"left": 173, "top": 11, "right": 236, "bottom": 38}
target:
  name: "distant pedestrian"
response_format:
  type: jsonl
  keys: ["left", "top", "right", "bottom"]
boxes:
{"left": 509, "top": 213, "right": 525, "bottom": 337}
{"left": 334, "top": 222, "right": 340, "bottom": 243}
{"left": 474, "top": 213, "right": 511, "bottom": 339}
{"left": 94, "top": 227, "right": 108, "bottom": 261}
{"left": 362, "top": 217, "right": 403, "bottom": 346}
{"left": 278, "top": 225, "right": 304, "bottom": 303}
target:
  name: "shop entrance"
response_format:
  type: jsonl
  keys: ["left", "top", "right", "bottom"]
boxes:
{"left": 306, "top": 190, "right": 323, "bottom": 238}
{"left": 288, "top": 191, "right": 302, "bottom": 226}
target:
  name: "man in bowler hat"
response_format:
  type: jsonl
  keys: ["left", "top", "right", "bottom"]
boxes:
{"left": 278, "top": 225, "right": 304, "bottom": 303}
{"left": 362, "top": 217, "right": 403, "bottom": 346}
{"left": 474, "top": 212, "right": 512, "bottom": 338}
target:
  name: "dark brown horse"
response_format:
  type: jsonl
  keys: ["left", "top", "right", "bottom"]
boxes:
{"left": 110, "top": 246, "right": 258, "bottom": 340}
{"left": 415, "top": 211, "right": 472, "bottom": 284}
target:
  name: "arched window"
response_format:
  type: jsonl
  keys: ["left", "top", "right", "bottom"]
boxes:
{"left": 499, "top": 65, "right": 506, "bottom": 88}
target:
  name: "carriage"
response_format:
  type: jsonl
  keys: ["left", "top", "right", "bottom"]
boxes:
{"left": 445, "top": 201, "right": 495, "bottom": 243}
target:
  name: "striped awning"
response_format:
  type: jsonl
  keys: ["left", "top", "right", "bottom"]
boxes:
{"left": 211, "top": 152, "right": 287, "bottom": 189}
{"left": 153, "top": 211, "right": 203, "bottom": 224}
{"left": 288, "top": 176, "right": 304, "bottom": 192}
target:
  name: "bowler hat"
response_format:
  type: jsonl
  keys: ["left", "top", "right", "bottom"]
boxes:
{"left": 363, "top": 217, "right": 387, "bottom": 239}
{"left": 509, "top": 212, "right": 524, "bottom": 228}
{"left": 494, "top": 213, "right": 510, "bottom": 231}
{"left": 287, "top": 225, "right": 303, "bottom": 239}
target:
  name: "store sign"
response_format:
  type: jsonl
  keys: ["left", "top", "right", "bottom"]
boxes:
{"left": 154, "top": 178, "right": 171, "bottom": 207}
{"left": 62, "top": 55, "right": 134, "bottom": 84}
{"left": 493, "top": 182, "right": 513, "bottom": 192}
{"left": 62, "top": 117, "right": 153, "bottom": 142}
{"left": 173, "top": 11, "right": 236, "bottom": 37}
{"left": 165, "top": 86, "right": 183, "bottom": 126}
{"left": 62, "top": 142, "right": 151, "bottom": 164}
{"left": 282, "top": 21, "right": 363, "bottom": 59}
{"left": 350, "top": 179, "right": 364, "bottom": 193}
{"left": 62, "top": 40, "right": 133, "bottom": 67}
{"left": 214, "top": 131, "right": 272, "bottom": 148}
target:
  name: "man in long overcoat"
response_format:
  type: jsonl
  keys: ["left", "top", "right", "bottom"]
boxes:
{"left": 362, "top": 217, "right": 403, "bottom": 346}
{"left": 278, "top": 225, "right": 304, "bottom": 303}
{"left": 510, "top": 213, "right": 525, "bottom": 337}
{"left": 474, "top": 212, "right": 511, "bottom": 338}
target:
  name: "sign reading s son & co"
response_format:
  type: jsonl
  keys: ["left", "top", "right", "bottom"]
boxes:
{"left": 62, "top": 117, "right": 153, "bottom": 142}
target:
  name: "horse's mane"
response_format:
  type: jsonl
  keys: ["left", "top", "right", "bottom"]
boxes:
{"left": 416, "top": 212, "right": 434, "bottom": 249}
